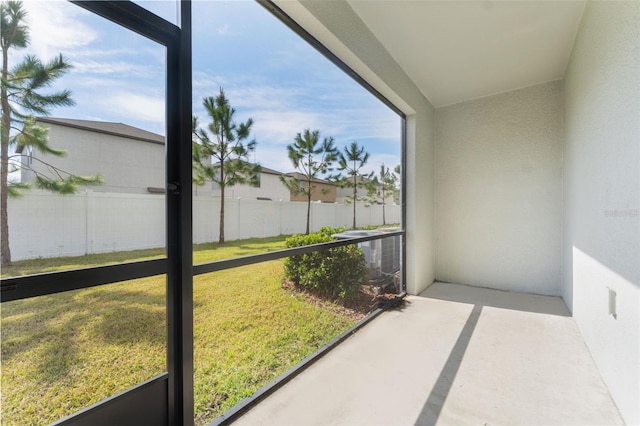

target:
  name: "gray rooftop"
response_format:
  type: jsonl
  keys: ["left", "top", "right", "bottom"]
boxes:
{"left": 35, "top": 117, "right": 165, "bottom": 145}
{"left": 285, "top": 171, "right": 336, "bottom": 186}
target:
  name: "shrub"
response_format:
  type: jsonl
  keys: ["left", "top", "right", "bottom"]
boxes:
{"left": 284, "top": 229, "right": 366, "bottom": 299}
{"left": 356, "top": 224, "right": 379, "bottom": 231}
{"left": 317, "top": 225, "right": 346, "bottom": 237}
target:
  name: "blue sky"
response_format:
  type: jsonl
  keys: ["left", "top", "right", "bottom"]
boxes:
{"left": 15, "top": 1, "right": 401, "bottom": 176}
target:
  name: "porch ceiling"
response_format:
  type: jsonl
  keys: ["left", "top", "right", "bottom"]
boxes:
{"left": 347, "top": 1, "right": 585, "bottom": 107}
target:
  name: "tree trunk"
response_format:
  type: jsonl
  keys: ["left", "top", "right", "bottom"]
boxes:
{"left": 219, "top": 190, "right": 225, "bottom": 244}
{"left": 1, "top": 135, "right": 10, "bottom": 267}
{"left": 352, "top": 177, "right": 357, "bottom": 229}
{"left": 1, "top": 46, "right": 12, "bottom": 266}
{"left": 219, "top": 166, "right": 225, "bottom": 244}
{"left": 382, "top": 198, "right": 386, "bottom": 225}
{"left": 305, "top": 183, "right": 311, "bottom": 235}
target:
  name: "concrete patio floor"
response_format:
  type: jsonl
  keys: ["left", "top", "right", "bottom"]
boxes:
{"left": 235, "top": 282, "right": 623, "bottom": 425}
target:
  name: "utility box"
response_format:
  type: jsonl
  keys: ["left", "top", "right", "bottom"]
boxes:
{"left": 332, "top": 229, "right": 401, "bottom": 280}
{"left": 377, "top": 227, "right": 401, "bottom": 275}
{"left": 332, "top": 230, "right": 383, "bottom": 277}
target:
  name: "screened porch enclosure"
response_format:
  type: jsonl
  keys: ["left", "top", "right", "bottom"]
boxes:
{"left": 1, "top": 0, "right": 638, "bottom": 425}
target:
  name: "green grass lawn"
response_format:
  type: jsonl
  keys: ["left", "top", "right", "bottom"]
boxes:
{"left": 1, "top": 237, "right": 356, "bottom": 425}
{"left": 0, "top": 236, "right": 289, "bottom": 277}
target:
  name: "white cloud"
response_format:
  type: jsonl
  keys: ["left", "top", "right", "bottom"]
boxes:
{"left": 68, "top": 47, "right": 141, "bottom": 59}
{"left": 22, "top": 1, "right": 97, "bottom": 60}
{"left": 192, "top": 73, "right": 302, "bottom": 111}
{"left": 72, "top": 60, "right": 160, "bottom": 76}
{"left": 20, "top": 1, "right": 165, "bottom": 70}
{"left": 217, "top": 24, "right": 231, "bottom": 36}
{"left": 329, "top": 107, "right": 401, "bottom": 142}
{"left": 226, "top": 85, "right": 302, "bottom": 111}
{"left": 192, "top": 78, "right": 324, "bottom": 145}
{"left": 249, "top": 109, "right": 326, "bottom": 145}
{"left": 193, "top": 71, "right": 226, "bottom": 92}
{"left": 99, "top": 92, "right": 165, "bottom": 127}
{"left": 362, "top": 153, "right": 403, "bottom": 177}
{"left": 253, "top": 145, "right": 295, "bottom": 175}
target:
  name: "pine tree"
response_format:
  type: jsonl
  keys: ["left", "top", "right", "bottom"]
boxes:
{"left": 335, "top": 141, "right": 372, "bottom": 229}
{"left": 373, "top": 163, "right": 398, "bottom": 225}
{"left": 1, "top": 0, "right": 101, "bottom": 266}
{"left": 192, "top": 88, "right": 260, "bottom": 243}
{"left": 280, "top": 129, "right": 337, "bottom": 235}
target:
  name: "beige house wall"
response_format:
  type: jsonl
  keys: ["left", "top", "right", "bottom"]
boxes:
{"left": 290, "top": 182, "right": 337, "bottom": 203}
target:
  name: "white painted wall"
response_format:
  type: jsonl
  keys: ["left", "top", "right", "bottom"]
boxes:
{"left": 24, "top": 123, "right": 165, "bottom": 194}
{"left": 405, "top": 110, "right": 435, "bottom": 296}
{"left": 7, "top": 191, "right": 400, "bottom": 260}
{"left": 435, "top": 81, "right": 563, "bottom": 295}
{"left": 277, "top": 0, "right": 436, "bottom": 294}
{"left": 563, "top": 2, "right": 640, "bottom": 423}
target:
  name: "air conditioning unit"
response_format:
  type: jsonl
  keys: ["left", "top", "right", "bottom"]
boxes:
{"left": 378, "top": 227, "right": 401, "bottom": 275}
{"left": 332, "top": 229, "right": 400, "bottom": 279}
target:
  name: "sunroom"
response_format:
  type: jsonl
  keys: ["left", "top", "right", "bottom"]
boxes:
{"left": 1, "top": 1, "right": 638, "bottom": 425}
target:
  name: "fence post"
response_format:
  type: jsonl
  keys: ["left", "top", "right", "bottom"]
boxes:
{"left": 370, "top": 202, "right": 373, "bottom": 226}
{"left": 237, "top": 197, "right": 241, "bottom": 240}
{"left": 85, "top": 190, "right": 93, "bottom": 255}
{"left": 278, "top": 199, "right": 282, "bottom": 236}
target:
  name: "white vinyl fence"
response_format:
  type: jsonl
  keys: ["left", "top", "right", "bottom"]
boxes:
{"left": 8, "top": 190, "right": 400, "bottom": 261}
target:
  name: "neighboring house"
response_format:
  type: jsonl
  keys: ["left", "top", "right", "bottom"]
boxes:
{"left": 368, "top": 178, "right": 400, "bottom": 206}
{"left": 287, "top": 172, "right": 337, "bottom": 203}
{"left": 19, "top": 117, "right": 166, "bottom": 195}
{"left": 210, "top": 165, "right": 290, "bottom": 201}
{"left": 208, "top": 165, "right": 337, "bottom": 202}
{"left": 335, "top": 175, "right": 396, "bottom": 205}
{"left": 18, "top": 117, "right": 216, "bottom": 197}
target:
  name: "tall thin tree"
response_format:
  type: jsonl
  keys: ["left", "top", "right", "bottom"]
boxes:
{"left": 1, "top": 0, "right": 100, "bottom": 266}
{"left": 393, "top": 164, "right": 401, "bottom": 205}
{"left": 335, "top": 141, "right": 372, "bottom": 229}
{"left": 373, "top": 163, "right": 397, "bottom": 225}
{"left": 280, "top": 129, "right": 337, "bottom": 235}
{"left": 192, "top": 88, "right": 260, "bottom": 243}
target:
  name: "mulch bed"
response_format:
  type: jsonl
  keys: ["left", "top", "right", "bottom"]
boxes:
{"left": 282, "top": 280, "right": 399, "bottom": 321}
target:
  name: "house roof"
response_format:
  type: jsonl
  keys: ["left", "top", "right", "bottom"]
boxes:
{"left": 285, "top": 172, "right": 336, "bottom": 186}
{"left": 257, "top": 165, "right": 284, "bottom": 176}
{"left": 210, "top": 161, "right": 284, "bottom": 177}
{"left": 203, "top": 164, "right": 335, "bottom": 185}
{"left": 35, "top": 117, "right": 164, "bottom": 145}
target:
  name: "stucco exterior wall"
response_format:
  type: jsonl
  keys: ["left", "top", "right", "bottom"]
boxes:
{"left": 563, "top": 2, "right": 640, "bottom": 423}
{"left": 435, "top": 81, "right": 563, "bottom": 295}
{"left": 24, "top": 123, "right": 165, "bottom": 194}
{"left": 289, "top": 181, "right": 336, "bottom": 203}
